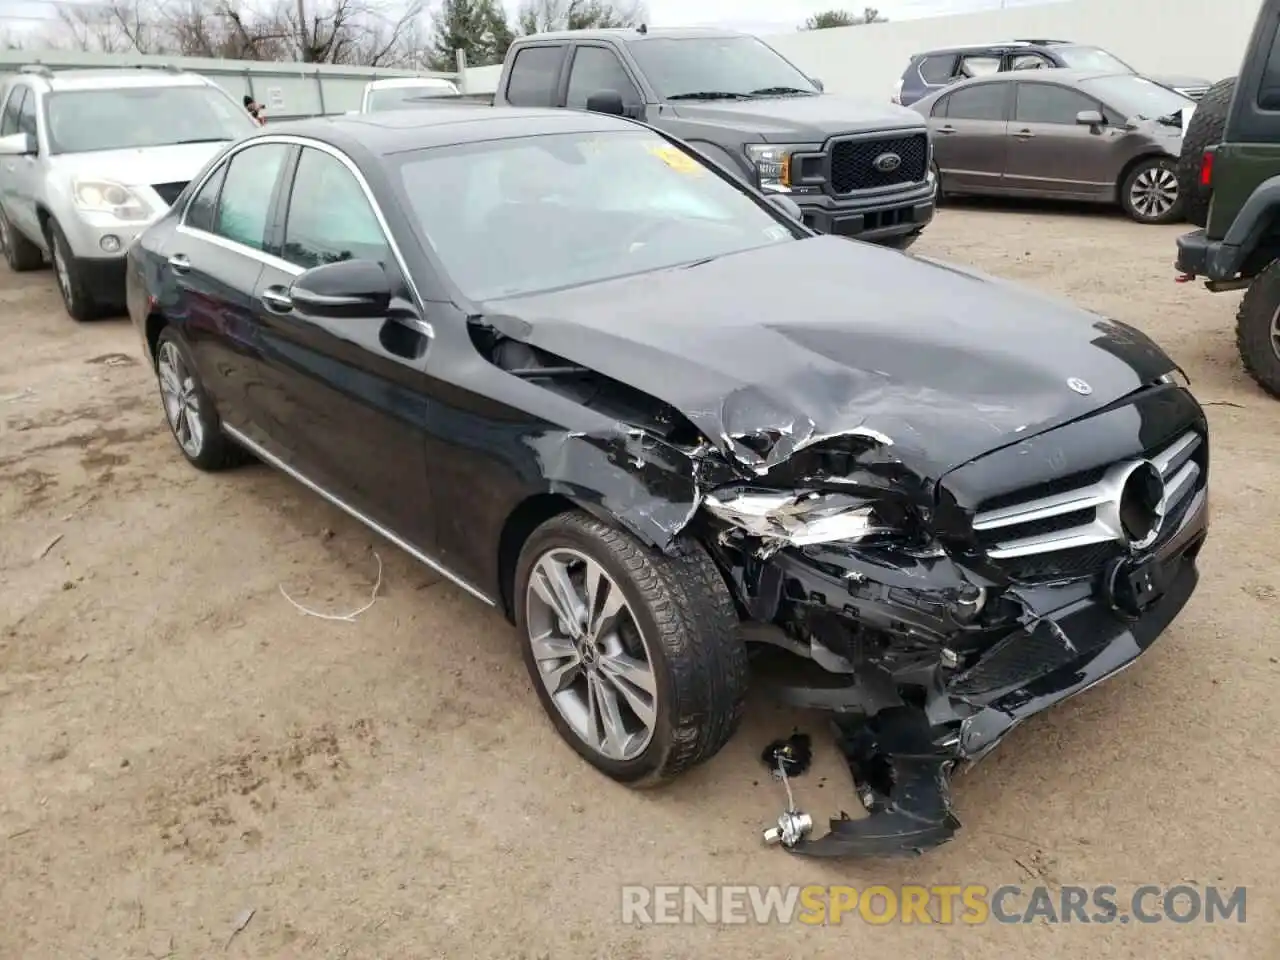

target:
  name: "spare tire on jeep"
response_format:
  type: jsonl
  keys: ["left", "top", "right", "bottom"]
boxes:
{"left": 1178, "top": 77, "right": 1237, "bottom": 228}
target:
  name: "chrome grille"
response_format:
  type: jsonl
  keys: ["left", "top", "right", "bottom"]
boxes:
{"left": 972, "top": 430, "right": 1203, "bottom": 575}
{"left": 829, "top": 133, "right": 928, "bottom": 193}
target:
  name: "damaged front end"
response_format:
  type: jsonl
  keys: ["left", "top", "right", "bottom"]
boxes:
{"left": 683, "top": 388, "right": 1210, "bottom": 858}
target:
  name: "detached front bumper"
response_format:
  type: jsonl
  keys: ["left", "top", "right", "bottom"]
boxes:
{"left": 772, "top": 481, "right": 1207, "bottom": 858}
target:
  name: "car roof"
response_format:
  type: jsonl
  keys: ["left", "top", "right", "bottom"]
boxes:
{"left": 19, "top": 68, "right": 211, "bottom": 93}
{"left": 914, "top": 39, "right": 1084, "bottom": 57}
{"left": 911, "top": 68, "right": 1135, "bottom": 105}
{"left": 519, "top": 26, "right": 747, "bottom": 43}
{"left": 268, "top": 107, "right": 644, "bottom": 156}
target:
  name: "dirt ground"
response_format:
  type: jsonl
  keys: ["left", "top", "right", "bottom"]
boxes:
{"left": 1, "top": 201, "right": 1277, "bottom": 959}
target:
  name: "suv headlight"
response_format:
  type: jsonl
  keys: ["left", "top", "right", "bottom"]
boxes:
{"left": 744, "top": 143, "right": 820, "bottom": 193}
{"left": 72, "top": 179, "right": 152, "bottom": 222}
{"left": 704, "top": 488, "right": 906, "bottom": 546}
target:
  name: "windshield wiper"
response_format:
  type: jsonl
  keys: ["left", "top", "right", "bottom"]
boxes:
{"left": 666, "top": 91, "right": 753, "bottom": 101}
{"left": 749, "top": 86, "right": 816, "bottom": 97}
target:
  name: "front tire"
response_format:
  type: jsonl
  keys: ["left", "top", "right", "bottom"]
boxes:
{"left": 0, "top": 207, "right": 44, "bottom": 272}
{"left": 1235, "top": 259, "right": 1280, "bottom": 399}
{"left": 153, "top": 328, "right": 246, "bottom": 470}
{"left": 514, "top": 511, "right": 747, "bottom": 787}
{"left": 1121, "top": 156, "right": 1184, "bottom": 225}
{"left": 45, "top": 218, "right": 101, "bottom": 321}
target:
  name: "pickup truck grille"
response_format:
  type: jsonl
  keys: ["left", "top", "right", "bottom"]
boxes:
{"left": 829, "top": 133, "right": 928, "bottom": 193}
{"left": 971, "top": 429, "right": 1205, "bottom": 583}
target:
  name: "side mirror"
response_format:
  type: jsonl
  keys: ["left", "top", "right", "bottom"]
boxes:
{"left": 585, "top": 90, "right": 625, "bottom": 115}
{"left": 768, "top": 195, "right": 804, "bottom": 221}
{"left": 1076, "top": 109, "right": 1104, "bottom": 128}
{"left": 290, "top": 258, "right": 392, "bottom": 319}
{"left": 810, "top": 77, "right": 824, "bottom": 92}
{"left": 0, "top": 132, "right": 36, "bottom": 156}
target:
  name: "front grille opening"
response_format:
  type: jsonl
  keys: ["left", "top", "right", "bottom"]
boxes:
{"left": 830, "top": 134, "right": 928, "bottom": 193}
{"left": 999, "top": 542, "right": 1123, "bottom": 583}
{"left": 974, "top": 506, "right": 1095, "bottom": 549}
{"left": 979, "top": 466, "right": 1107, "bottom": 514}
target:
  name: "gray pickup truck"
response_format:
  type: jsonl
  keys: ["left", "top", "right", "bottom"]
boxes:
{"left": 465, "top": 27, "right": 937, "bottom": 248}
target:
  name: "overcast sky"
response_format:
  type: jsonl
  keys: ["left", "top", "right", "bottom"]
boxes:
{"left": 1, "top": 0, "right": 1060, "bottom": 34}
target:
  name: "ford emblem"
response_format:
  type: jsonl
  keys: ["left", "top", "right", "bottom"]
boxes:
{"left": 873, "top": 152, "right": 902, "bottom": 173}
{"left": 1067, "top": 377, "right": 1093, "bottom": 395}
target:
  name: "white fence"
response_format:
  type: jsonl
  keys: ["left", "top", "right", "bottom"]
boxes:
{"left": 462, "top": 0, "right": 1262, "bottom": 98}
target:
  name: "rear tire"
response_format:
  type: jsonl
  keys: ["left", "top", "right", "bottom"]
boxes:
{"left": 1235, "top": 258, "right": 1280, "bottom": 399}
{"left": 1177, "top": 77, "right": 1236, "bottom": 229}
{"left": 514, "top": 511, "right": 748, "bottom": 787}
{"left": 0, "top": 207, "right": 44, "bottom": 272}
{"left": 153, "top": 328, "right": 248, "bottom": 471}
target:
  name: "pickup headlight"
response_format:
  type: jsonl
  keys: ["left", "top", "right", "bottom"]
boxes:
{"left": 704, "top": 488, "right": 905, "bottom": 546}
{"left": 72, "top": 179, "right": 152, "bottom": 222}
{"left": 744, "top": 143, "right": 820, "bottom": 193}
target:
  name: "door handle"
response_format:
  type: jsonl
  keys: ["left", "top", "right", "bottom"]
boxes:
{"left": 167, "top": 253, "right": 190, "bottom": 272}
{"left": 1012, "top": 129, "right": 1035, "bottom": 140}
{"left": 260, "top": 286, "right": 293, "bottom": 313}
{"left": 937, "top": 125, "right": 956, "bottom": 135}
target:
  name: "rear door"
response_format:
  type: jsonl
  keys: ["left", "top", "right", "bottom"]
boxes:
{"left": 1004, "top": 81, "right": 1116, "bottom": 199}
{"left": 168, "top": 140, "right": 293, "bottom": 428}
{"left": 0, "top": 85, "right": 27, "bottom": 235}
{"left": 930, "top": 81, "right": 1011, "bottom": 193}
{"left": 250, "top": 143, "right": 436, "bottom": 547}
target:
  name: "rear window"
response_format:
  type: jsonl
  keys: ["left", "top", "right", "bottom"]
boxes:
{"left": 506, "top": 45, "right": 564, "bottom": 107}
{"left": 918, "top": 55, "right": 955, "bottom": 84}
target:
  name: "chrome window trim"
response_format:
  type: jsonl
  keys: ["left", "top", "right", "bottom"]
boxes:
{"left": 222, "top": 423, "right": 495, "bottom": 607}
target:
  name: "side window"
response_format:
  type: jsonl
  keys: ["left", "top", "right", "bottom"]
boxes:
{"left": 506, "top": 45, "right": 564, "bottom": 107}
{"left": 184, "top": 163, "right": 228, "bottom": 233}
{"left": 16, "top": 88, "right": 37, "bottom": 138}
{"left": 932, "top": 94, "right": 950, "bottom": 118}
{"left": 1015, "top": 83, "right": 1097, "bottom": 124}
{"left": 1010, "top": 54, "right": 1050, "bottom": 71}
{"left": 1260, "top": 21, "right": 1280, "bottom": 109}
{"left": 946, "top": 83, "right": 1007, "bottom": 121}
{"left": 566, "top": 46, "right": 640, "bottom": 109}
{"left": 282, "top": 147, "right": 389, "bottom": 270}
{"left": 213, "top": 143, "right": 290, "bottom": 251}
{"left": 958, "top": 55, "right": 1001, "bottom": 79}
{"left": 918, "top": 55, "right": 956, "bottom": 84}
{"left": 0, "top": 87, "right": 25, "bottom": 136}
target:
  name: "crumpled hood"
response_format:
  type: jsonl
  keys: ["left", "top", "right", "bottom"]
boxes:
{"left": 485, "top": 236, "right": 1175, "bottom": 482}
{"left": 671, "top": 94, "right": 927, "bottom": 141}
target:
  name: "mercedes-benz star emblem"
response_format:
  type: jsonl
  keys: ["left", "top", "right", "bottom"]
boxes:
{"left": 1067, "top": 377, "right": 1093, "bottom": 395}
{"left": 1118, "top": 460, "right": 1168, "bottom": 551}
{"left": 872, "top": 152, "right": 902, "bottom": 173}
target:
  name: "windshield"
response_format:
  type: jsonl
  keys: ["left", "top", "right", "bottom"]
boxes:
{"left": 628, "top": 36, "right": 819, "bottom": 100}
{"left": 44, "top": 86, "right": 256, "bottom": 155}
{"left": 1079, "top": 74, "right": 1193, "bottom": 120}
{"left": 367, "top": 84, "right": 458, "bottom": 110}
{"left": 1053, "top": 45, "right": 1135, "bottom": 73}
{"left": 396, "top": 129, "right": 799, "bottom": 301}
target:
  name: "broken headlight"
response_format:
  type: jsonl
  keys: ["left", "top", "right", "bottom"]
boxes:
{"left": 703, "top": 488, "right": 908, "bottom": 546}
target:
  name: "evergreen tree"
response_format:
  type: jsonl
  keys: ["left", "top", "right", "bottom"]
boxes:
{"left": 428, "top": 0, "right": 514, "bottom": 70}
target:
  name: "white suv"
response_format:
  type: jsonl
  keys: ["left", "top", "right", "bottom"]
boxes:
{"left": 0, "top": 65, "right": 258, "bottom": 320}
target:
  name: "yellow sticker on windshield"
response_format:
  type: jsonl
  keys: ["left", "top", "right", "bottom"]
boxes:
{"left": 647, "top": 145, "right": 703, "bottom": 175}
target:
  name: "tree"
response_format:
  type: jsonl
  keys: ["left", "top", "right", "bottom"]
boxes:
{"left": 516, "top": 0, "right": 643, "bottom": 35}
{"left": 801, "top": 7, "right": 885, "bottom": 30}
{"left": 427, "top": 0, "right": 514, "bottom": 70}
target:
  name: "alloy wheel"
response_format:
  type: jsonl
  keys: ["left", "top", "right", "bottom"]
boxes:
{"left": 1129, "top": 166, "right": 1179, "bottom": 221}
{"left": 524, "top": 547, "right": 658, "bottom": 762}
{"left": 0, "top": 213, "right": 9, "bottom": 257}
{"left": 156, "top": 341, "right": 205, "bottom": 458}
{"left": 1270, "top": 305, "right": 1280, "bottom": 363}
{"left": 52, "top": 235, "right": 72, "bottom": 304}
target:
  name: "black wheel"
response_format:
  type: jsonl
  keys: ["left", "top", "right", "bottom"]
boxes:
{"left": 514, "top": 511, "right": 748, "bottom": 787}
{"left": 1121, "top": 156, "right": 1184, "bottom": 225}
{"left": 44, "top": 218, "right": 101, "bottom": 321}
{"left": 153, "top": 327, "right": 247, "bottom": 470}
{"left": 1178, "top": 77, "right": 1236, "bottom": 229}
{"left": 1235, "top": 258, "right": 1280, "bottom": 399}
{"left": 0, "top": 206, "right": 44, "bottom": 272}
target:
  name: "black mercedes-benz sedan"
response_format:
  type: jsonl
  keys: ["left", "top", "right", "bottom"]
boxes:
{"left": 126, "top": 106, "right": 1209, "bottom": 858}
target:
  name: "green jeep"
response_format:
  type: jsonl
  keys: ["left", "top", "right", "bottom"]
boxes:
{"left": 1175, "top": 1, "right": 1280, "bottom": 397}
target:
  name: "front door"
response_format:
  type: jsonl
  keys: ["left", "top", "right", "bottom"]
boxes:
{"left": 1003, "top": 81, "right": 1117, "bottom": 199}
{"left": 250, "top": 144, "right": 436, "bottom": 549}
{"left": 931, "top": 80, "right": 1011, "bottom": 193}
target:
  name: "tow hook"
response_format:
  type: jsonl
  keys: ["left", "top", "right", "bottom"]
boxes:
{"left": 1175, "top": 273, "right": 1195, "bottom": 283}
